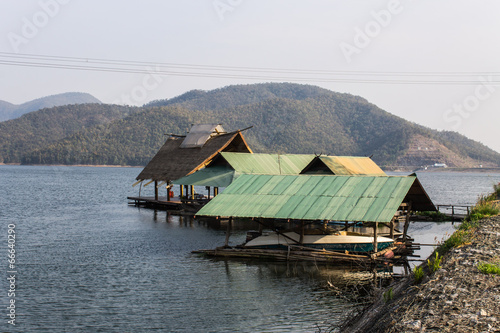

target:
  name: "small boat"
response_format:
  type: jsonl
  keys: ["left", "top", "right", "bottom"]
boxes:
{"left": 244, "top": 231, "right": 394, "bottom": 253}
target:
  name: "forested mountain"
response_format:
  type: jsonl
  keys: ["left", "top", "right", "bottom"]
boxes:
{"left": 2, "top": 83, "right": 499, "bottom": 168}
{"left": 0, "top": 104, "right": 138, "bottom": 164}
{"left": 0, "top": 92, "right": 101, "bottom": 121}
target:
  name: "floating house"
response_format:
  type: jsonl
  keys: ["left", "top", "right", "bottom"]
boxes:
{"left": 194, "top": 173, "right": 435, "bottom": 262}
{"left": 129, "top": 124, "right": 252, "bottom": 208}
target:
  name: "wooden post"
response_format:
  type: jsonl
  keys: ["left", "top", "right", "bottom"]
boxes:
{"left": 373, "top": 222, "right": 378, "bottom": 253}
{"left": 154, "top": 181, "right": 159, "bottom": 201}
{"left": 402, "top": 201, "right": 412, "bottom": 241}
{"left": 184, "top": 185, "right": 189, "bottom": 199}
{"left": 166, "top": 182, "right": 171, "bottom": 202}
{"left": 224, "top": 217, "right": 233, "bottom": 247}
{"left": 390, "top": 218, "right": 394, "bottom": 239}
{"left": 180, "top": 184, "right": 184, "bottom": 198}
{"left": 190, "top": 185, "right": 194, "bottom": 199}
{"left": 345, "top": 221, "right": 349, "bottom": 231}
{"left": 299, "top": 220, "right": 305, "bottom": 244}
{"left": 214, "top": 187, "right": 219, "bottom": 196}
{"left": 206, "top": 186, "right": 210, "bottom": 199}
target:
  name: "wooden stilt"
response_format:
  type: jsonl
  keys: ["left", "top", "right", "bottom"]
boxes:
{"left": 224, "top": 217, "right": 233, "bottom": 247}
{"left": 190, "top": 185, "right": 194, "bottom": 198}
{"left": 403, "top": 201, "right": 412, "bottom": 241}
{"left": 373, "top": 222, "right": 378, "bottom": 253}
{"left": 299, "top": 220, "right": 305, "bottom": 244}
{"left": 214, "top": 187, "right": 219, "bottom": 196}
{"left": 154, "top": 181, "right": 159, "bottom": 201}
{"left": 390, "top": 218, "right": 394, "bottom": 239}
{"left": 180, "top": 184, "right": 184, "bottom": 198}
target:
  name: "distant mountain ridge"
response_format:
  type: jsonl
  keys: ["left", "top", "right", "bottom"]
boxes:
{"left": 0, "top": 92, "right": 101, "bottom": 121}
{"left": 0, "top": 83, "right": 499, "bottom": 168}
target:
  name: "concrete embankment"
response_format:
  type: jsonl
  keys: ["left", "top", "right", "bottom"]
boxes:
{"left": 341, "top": 216, "right": 500, "bottom": 333}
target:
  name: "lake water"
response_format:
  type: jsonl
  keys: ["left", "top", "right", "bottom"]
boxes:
{"left": 1, "top": 166, "right": 499, "bottom": 332}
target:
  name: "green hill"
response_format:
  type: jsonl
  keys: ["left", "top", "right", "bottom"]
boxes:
{"left": 0, "top": 103, "right": 138, "bottom": 164}
{"left": 0, "top": 92, "right": 101, "bottom": 121}
{"left": 2, "top": 83, "right": 499, "bottom": 168}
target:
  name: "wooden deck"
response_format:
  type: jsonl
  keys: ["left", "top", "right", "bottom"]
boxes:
{"left": 127, "top": 195, "right": 211, "bottom": 212}
{"left": 193, "top": 244, "right": 406, "bottom": 266}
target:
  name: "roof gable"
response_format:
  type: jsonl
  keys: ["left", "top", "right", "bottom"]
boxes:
{"left": 136, "top": 130, "right": 252, "bottom": 181}
{"left": 301, "top": 156, "right": 386, "bottom": 176}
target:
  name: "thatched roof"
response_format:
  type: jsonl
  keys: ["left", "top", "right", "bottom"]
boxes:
{"left": 136, "top": 131, "right": 252, "bottom": 182}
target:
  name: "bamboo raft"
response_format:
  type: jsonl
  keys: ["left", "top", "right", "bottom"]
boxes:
{"left": 193, "top": 244, "right": 403, "bottom": 265}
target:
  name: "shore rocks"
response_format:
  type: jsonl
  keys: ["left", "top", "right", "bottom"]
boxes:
{"left": 341, "top": 216, "right": 500, "bottom": 332}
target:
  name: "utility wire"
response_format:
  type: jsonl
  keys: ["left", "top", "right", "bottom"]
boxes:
{"left": 0, "top": 52, "right": 498, "bottom": 85}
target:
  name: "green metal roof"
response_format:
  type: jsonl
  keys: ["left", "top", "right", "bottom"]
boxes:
{"left": 173, "top": 153, "right": 316, "bottom": 187}
{"left": 197, "top": 174, "right": 426, "bottom": 222}
{"left": 220, "top": 152, "right": 315, "bottom": 175}
{"left": 172, "top": 166, "right": 237, "bottom": 188}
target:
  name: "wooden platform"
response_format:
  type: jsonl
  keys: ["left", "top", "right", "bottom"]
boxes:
{"left": 127, "top": 194, "right": 213, "bottom": 212}
{"left": 193, "top": 245, "right": 402, "bottom": 266}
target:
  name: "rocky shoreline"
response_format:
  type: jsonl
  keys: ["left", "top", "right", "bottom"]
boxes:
{"left": 341, "top": 216, "right": 500, "bottom": 332}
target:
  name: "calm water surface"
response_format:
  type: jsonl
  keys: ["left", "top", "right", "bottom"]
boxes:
{"left": 1, "top": 166, "right": 499, "bottom": 332}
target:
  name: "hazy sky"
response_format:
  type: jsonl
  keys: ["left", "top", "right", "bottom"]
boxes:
{"left": 1, "top": 1, "right": 499, "bottom": 152}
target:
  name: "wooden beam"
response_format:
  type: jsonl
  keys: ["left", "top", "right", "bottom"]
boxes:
{"left": 143, "top": 179, "right": 154, "bottom": 187}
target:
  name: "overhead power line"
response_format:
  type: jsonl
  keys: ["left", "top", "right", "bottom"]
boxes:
{"left": 0, "top": 52, "right": 498, "bottom": 85}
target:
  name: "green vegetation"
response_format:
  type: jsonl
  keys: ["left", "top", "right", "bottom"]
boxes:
{"left": 477, "top": 261, "right": 500, "bottom": 276}
{"left": 437, "top": 183, "right": 500, "bottom": 254}
{"left": 415, "top": 211, "right": 451, "bottom": 222}
{"left": 466, "top": 192, "right": 500, "bottom": 223}
{"left": 383, "top": 287, "right": 394, "bottom": 303}
{"left": 1, "top": 83, "right": 500, "bottom": 166}
{"left": 0, "top": 104, "right": 139, "bottom": 164}
{"left": 427, "top": 252, "right": 442, "bottom": 272}
{"left": 413, "top": 266, "right": 424, "bottom": 283}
